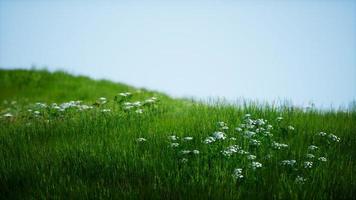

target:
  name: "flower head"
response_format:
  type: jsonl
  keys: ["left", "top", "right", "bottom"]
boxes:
{"left": 251, "top": 161, "right": 262, "bottom": 170}
{"left": 136, "top": 137, "right": 147, "bottom": 142}
{"left": 304, "top": 161, "right": 313, "bottom": 169}
{"left": 232, "top": 168, "right": 244, "bottom": 180}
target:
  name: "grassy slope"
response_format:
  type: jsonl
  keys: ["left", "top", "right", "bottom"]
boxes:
{"left": 0, "top": 69, "right": 355, "bottom": 199}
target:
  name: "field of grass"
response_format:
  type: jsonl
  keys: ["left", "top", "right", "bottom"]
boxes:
{"left": 0, "top": 69, "right": 355, "bottom": 199}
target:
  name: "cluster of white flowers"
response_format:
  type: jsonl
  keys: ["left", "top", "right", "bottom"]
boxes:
{"left": 238, "top": 150, "right": 249, "bottom": 155}
{"left": 317, "top": 132, "right": 327, "bottom": 137}
{"left": 35, "top": 102, "right": 47, "bottom": 108}
{"left": 212, "top": 131, "right": 226, "bottom": 140}
{"left": 204, "top": 132, "right": 226, "bottom": 144}
{"left": 272, "top": 141, "right": 289, "bottom": 150}
{"left": 295, "top": 176, "right": 307, "bottom": 184}
{"left": 217, "top": 121, "right": 229, "bottom": 130}
{"left": 254, "top": 119, "right": 267, "bottom": 126}
{"left": 47, "top": 101, "right": 93, "bottom": 113}
{"left": 221, "top": 145, "right": 240, "bottom": 157}
{"left": 306, "top": 154, "right": 315, "bottom": 159}
{"left": 180, "top": 150, "right": 191, "bottom": 155}
{"left": 242, "top": 131, "right": 256, "bottom": 138}
{"left": 317, "top": 132, "right": 341, "bottom": 143}
{"left": 120, "top": 96, "right": 158, "bottom": 114}
{"left": 304, "top": 161, "right": 313, "bottom": 169}
{"left": 280, "top": 160, "right": 297, "bottom": 167}
{"left": 119, "top": 92, "right": 132, "bottom": 97}
{"left": 183, "top": 137, "right": 193, "bottom": 141}
{"left": 288, "top": 125, "right": 295, "bottom": 131}
{"left": 308, "top": 145, "right": 318, "bottom": 151}
{"left": 328, "top": 134, "right": 341, "bottom": 142}
{"left": 250, "top": 139, "right": 261, "bottom": 146}
{"left": 318, "top": 157, "right": 327, "bottom": 162}
{"left": 98, "top": 97, "right": 107, "bottom": 104}
{"left": 204, "top": 137, "right": 216, "bottom": 144}
{"left": 180, "top": 150, "right": 200, "bottom": 155}
{"left": 170, "top": 143, "right": 179, "bottom": 148}
{"left": 192, "top": 150, "right": 200, "bottom": 155}
{"left": 232, "top": 168, "right": 244, "bottom": 180}
{"left": 247, "top": 155, "right": 257, "bottom": 160}
{"left": 169, "top": 135, "right": 179, "bottom": 141}
{"left": 276, "top": 116, "right": 283, "bottom": 121}
{"left": 2, "top": 113, "right": 13, "bottom": 118}
{"left": 144, "top": 97, "right": 158, "bottom": 105}
{"left": 251, "top": 161, "right": 263, "bottom": 170}
{"left": 136, "top": 137, "right": 147, "bottom": 142}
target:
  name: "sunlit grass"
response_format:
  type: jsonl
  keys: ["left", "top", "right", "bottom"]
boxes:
{"left": 0, "top": 69, "right": 355, "bottom": 199}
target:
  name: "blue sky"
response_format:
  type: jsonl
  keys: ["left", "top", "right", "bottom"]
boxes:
{"left": 0, "top": 0, "right": 355, "bottom": 108}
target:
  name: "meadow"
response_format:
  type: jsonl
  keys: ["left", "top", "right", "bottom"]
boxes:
{"left": 0, "top": 69, "right": 355, "bottom": 199}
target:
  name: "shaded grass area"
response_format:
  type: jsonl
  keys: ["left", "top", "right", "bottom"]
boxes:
{"left": 0, "top": 69, "right": 355, "bottom": 199}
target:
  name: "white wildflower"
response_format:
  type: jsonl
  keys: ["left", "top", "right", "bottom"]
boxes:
{"left": 183, "top": 137, "right": 193, "bottom": 141}
{"left": 235, "top": 127, "right": 243, "bottom": 132}
{"left": 288, "top": 126, "right": 295, "bottom": 131}
{"left": 255, "top": 119, "right": 266, "bottom": 126}
{"left": 238, "top": 150, "right": 249, "bottom": 155}
{"left": 243, "top": 131, "right": 256, "bottom": 138}
{"left": 306, "top": 154, "right": 315, "bottom": 159}
{"left": 222, "top": 145, "right": 240, "bottom": 157}
{"left": 328, "top": 134, "right": 340, "bottom": 142}
{"left": 280, "top": 160, "right": 297, "bottom": 167}
{"left": 308, "top": 145, "right": 318, "bottom": 151}
{"left": 180, "top": 150, "right": 191, "bottom": 155}
{"left": 212, "top": 131, "right": 226, "bottom": 140}
{"left": 304, "top": 161, "right": 313, "bottom": 168}
{"left": 170, "top": 143, "right": 179, "bottom": 148}
{"left": 250, "top": 139, "right": 261, "bottom": 146}
{"left": 101, "top": 109, "right": 111, "bottom": 112}
{"left": 232, "top": 168, "right": 244, "bottom": 180}
{"left": 318, "top": 157, "right": 327, "bottom": 162}
{"left": 251, "top": 161, "right": 262, "bottom": 170}
{"left": 123, "top": 105, "right": 134, "bottom": 110}
{"left": 230, "top": 137, "right": 237, "bottom": 141}
{"left": 192, "top": 150, "right": 200, "bottom": 155}
{"left": 169, "top": 135, "right": 179, "bottom": 141}
{"left": 35, "top": 102, "right": 47, "bottom": 108}
{"left": 135, "top": 109, "right": 143, "bottom": 114}
{"left": 3, "top": 113, "right": 13, "bottom": 117}
{"left": 217, "top": 121, "right": 226, "bottom": 127}
{"left": 33, "top": 111, "right": 40, "bottom": 115}
{"left": 276, "top": 116, "right": 283, "bottom": 121}
{"left": 204, "top": 136, "right": 216, "bottom": 144}
{"left": 132, "top": 101, "right": 141, "bottom": 107}
{"left": 317, "top": 132, "right": 327, "bottom": 137}
{"left": 136, "top": 137, "right": 147, "bottom": 142}
{"left": 272, "top": 141, "right": 288, "bottom": 150}
{"left": 144, "top": 99, "right": 155, "bottom": 104}
{"left": 247, "top": 155, "right": 256, "bottom": 160}
{"left": 119, "top": 92, "right": 131, "bottom": 97}
{"left": 295, "top": 176, "right": 307, "bottom": 184}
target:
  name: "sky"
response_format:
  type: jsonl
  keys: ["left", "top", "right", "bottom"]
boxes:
{"left": 0, "top": 0, "right": 355, "bottom": 108}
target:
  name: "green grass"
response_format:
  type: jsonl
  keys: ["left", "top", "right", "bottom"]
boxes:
{"left": 0, "top": 69, "right": 355, "bottom": 199}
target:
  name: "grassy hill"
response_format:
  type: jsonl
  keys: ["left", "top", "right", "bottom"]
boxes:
{"left": 0, "top": 69, "right": 355, "bottom": 199}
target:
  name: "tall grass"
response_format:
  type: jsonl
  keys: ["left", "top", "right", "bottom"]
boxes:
{"left": 0, "top": 69, "right": 355, "bottom": 199}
